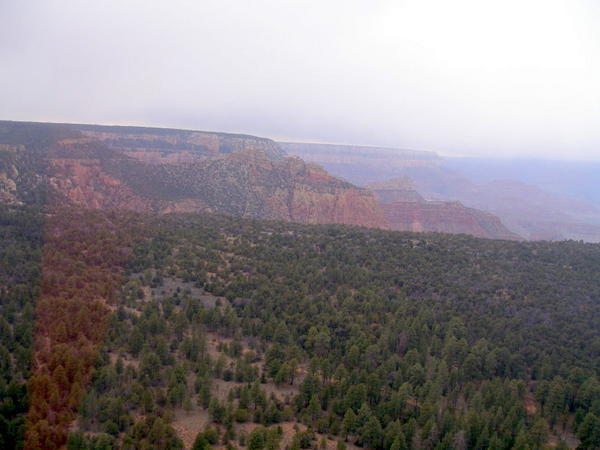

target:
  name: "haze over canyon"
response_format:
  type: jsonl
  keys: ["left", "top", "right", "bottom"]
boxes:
{"left": 1, "top": 120, "right": 599, "bottom": 242}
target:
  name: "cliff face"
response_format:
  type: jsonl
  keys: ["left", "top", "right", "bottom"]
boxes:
{"left": 367, "top": 177, "right": 425, "bottom": 204}
{"left": 368, "top": 178, "right": 520, "bottom": 240}
{"left": 279, "top": 142, "right": 442, "bottom": 186}
{"left": 0, "top": 121, "right": 386, "bottom": 228}
{"left": 381, "top": 201, "right": 520, "bottom": 240}
{"left": 286, "top": 139, "right": 600, "bottom": 242}
{"left": 404, "top": 171, "right": 600, "bottom": 242}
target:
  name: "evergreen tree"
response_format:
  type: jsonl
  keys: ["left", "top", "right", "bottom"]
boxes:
{"left": 577, "top": 413, "right": 600, "bottom": 449}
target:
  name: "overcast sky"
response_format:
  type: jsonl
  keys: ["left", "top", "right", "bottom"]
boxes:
{"left": 1, "top": 0, "right": 599, "bottom": 160}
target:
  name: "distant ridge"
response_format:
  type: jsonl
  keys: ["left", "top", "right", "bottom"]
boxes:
{"left": 0, "top": 120, "right": 386, "bottom": 228}
{"left": 280, "top": 140, "right": 600, "bottom": 242}
{"left": 0, "top": 120, "right": 535, "bottom": 240}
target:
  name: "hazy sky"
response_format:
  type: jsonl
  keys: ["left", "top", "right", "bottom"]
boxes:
{"left": 2, "top": 0, "right": 599, "bottom": 160}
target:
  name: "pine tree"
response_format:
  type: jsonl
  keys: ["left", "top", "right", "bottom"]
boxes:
{"left": 361, "top": 415, "right": 383, "bottom": 449}
{"left": 528, "top": 417, "right": 549, "bottom": 449}
{"left": 342, "top": 409, "right": 358, "bottom": 438}
{"left": 307, "top": 395, "right": 321, "bottom": 423}
{"left": 192, "top": 433, "right": 210, "bottom": 450}
{"left": 390, "top": 432, "right": 408, "bottom": 450}
{"left": 577, "top": 413, "right": 600, "bottom": 449}
{"left": 248, "top": 427, "right": 266, "bottom": 450}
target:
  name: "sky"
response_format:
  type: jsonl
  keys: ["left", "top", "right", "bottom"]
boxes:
{"left": 1, "top": 0, "right": 600, "bottom": 160}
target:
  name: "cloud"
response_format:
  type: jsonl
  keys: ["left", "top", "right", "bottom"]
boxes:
{"left": 1, "top": 0, "right": 599, "bottom": 160}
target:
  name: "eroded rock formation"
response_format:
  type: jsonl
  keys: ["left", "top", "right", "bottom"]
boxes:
{"left": 0, "top": 121, "right": 387, "bottom": 228}
{"left": 368, "top": 177, "right": 520, "bottom": 240}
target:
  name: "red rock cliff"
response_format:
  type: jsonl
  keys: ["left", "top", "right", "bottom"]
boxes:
{"left": 381, "top": 201, "right": 520, "bottom": 240}
{"left": 0, "top": 121, "right": 387, "bottom": 228}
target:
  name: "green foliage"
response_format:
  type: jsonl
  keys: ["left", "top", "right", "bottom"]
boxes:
{"left": 0, "top": 206, "right": 43, "bottom": 448}
{"left": 577, "top": 412, "right": 600, "bottom": 449}
{"left": 66, "top": 212, "right": 600, "bottom": 448}
{"left": 122, "top": 415, "right": 183, "bottom": 449}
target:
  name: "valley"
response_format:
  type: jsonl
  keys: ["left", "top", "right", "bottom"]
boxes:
{"left": 0, "top": 121, "right": 599, "bottom": 450}
{"left": 3, "top": 2, "right": 600, "bottom": 449}
{"left": 281, "top": 142, "right": 600, "bottom": 242}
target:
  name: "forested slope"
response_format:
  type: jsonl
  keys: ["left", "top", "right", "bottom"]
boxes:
{"left": 0, "top": 206, "right": 43, "bottom": 448}
{"left": 66, "top": 213, "right": 600, "bottom": 449}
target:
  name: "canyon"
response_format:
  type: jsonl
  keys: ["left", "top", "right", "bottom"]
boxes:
{"left": 0, "top": 121, "right": 541, "bottom": 240}
{"left": 283, "top": 141, "right": 600, "bottom": 242}
{"left": 368, "top": 178, "right": 520, "bottom": 240}
{"left": 0, "top": 121, "right": 386, "bottom": 229}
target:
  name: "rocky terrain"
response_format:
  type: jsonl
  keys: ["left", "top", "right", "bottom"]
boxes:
{"left": 284, "top": 141, "right": 600, "bottom": 242}
{"left": 368, "top": 177, "right": 520, "bottom": 240}
{"left": 5, "top": 120, "right": 584, "bottom": 241}
{"left": 404, "top": 172, "right": 600, "bottom": 242}
{"left": 279, "top": 142, "right": 441, "bottom": 186}
{"left": 367, "top": 177, "right": 425, "bottom": 204}
{"left": 0, "top": 121, "right": 386, "bottom": 228}
{"left": 380, "top": 201, "right": 520, "bottom": 240}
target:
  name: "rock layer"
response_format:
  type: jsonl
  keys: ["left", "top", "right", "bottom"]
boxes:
{"left": 0, "top": 121, "right": 386, "bottom": 228}
{"left": 381, "top": 201, "right": 520, "bottom": 240}
{"left": 369, "top": 177, "right": 519, "bottom": 240}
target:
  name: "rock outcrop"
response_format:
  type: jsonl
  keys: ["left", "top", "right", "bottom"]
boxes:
{"left": 367, "top": 177, "right": 425, "bottom": 203}
{"left": 0, "top": 121, "right": 386, "bottom": 228}
{"left": 368, "top": 177, "right": 520, "bottom": 240}
{"left": 282, "top": 140, "right": 600, "bottom": 242}
{"left": 279, "top": 142, "right": 441, "bottom": 186}
{"left": 381, "top": 201, "right": 521, "bottom": 240}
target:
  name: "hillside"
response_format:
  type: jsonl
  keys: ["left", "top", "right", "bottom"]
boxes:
{"left": 367, "top": 178, "right": 520, "bottom": 240}
{"left": 380, "top": 201, "right": 520, "bottom": 240}
{"left": 279, "top": 143, "right": 441, "bottom": 187}
{"left": 0, "top": 121, "right": 386, "bottom": 228}
{"left": 1, "top": 121, "right": 536, "bottom": 241}
{"left": 282, "top": 141, "right": 600, "bottom": 242}
{"left": 405, "top": 172, "right": 600, "bottom": 242}
{"left": 2, "top": 204, "right": 600, "bottom": 448}
{"left": 1, "top": 123, "right": 599, "bottom": 450}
